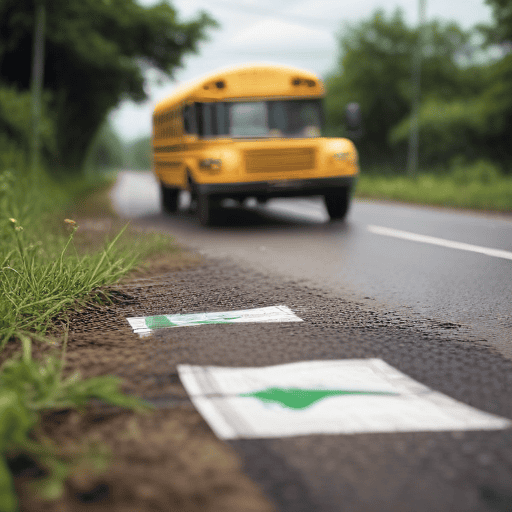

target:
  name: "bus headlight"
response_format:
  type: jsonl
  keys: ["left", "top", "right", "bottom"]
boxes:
{"left": 199, "top": 159, "right": 222, "bottom": 172}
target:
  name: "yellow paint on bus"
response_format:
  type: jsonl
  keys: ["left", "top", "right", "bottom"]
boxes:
{"left": 152, "top": 63, "right": 359, "bottom": 225}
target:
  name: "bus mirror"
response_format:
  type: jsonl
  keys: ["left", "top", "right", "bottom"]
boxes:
{"left": 345, "top": 102, "right": 362, "bottom": 140}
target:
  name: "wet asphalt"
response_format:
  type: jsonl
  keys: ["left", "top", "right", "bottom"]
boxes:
{"left": 111, "top": 171, "right": 512, "bottom": 359}
{"left": 110, "top": 171, "right": 512, "bottom": 511}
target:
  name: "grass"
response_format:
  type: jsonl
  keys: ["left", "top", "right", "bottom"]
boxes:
{"left": 0, "top": 220, "right": 136, "bottom": 346}
{"left": 0, "top": 330, "right": 148, "bottom": 510}
{"left": 355, "top": 159, "right": 512, "bottom": 213}
{"left": 0, "top": 167, "right": 175, "bottom": 512}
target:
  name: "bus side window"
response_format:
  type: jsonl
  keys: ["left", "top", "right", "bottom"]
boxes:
{"left": 202, "top": 103, "right": 217, "bottom": 137}
{"left": 195, "top": 103, "right": 203, "bottom": 136}
{"left": 216, "top": 103, "right": 229, "bottom": 136}
{"left": 184, "top": 104, "right": 196, "bottom": 134}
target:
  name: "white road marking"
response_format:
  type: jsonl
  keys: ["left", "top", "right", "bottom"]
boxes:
{"left": 178, "top": 359, "right": 511, "bottom": 439}
{"left": 367, "top": 225, "right": 512, "bottom": 261}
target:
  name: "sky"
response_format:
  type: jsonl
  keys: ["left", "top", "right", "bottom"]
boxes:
{"left": 110, "top": 0, "right": 494, "bottom": 141}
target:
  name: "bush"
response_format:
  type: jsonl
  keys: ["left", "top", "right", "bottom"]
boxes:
{"left": 449, "top": 157, "right": 501, "bottom": 185}
{"left": 0, "top": 86, "right": 56, "bottom": 169}
{"left": 389, "top": 97, "right": 490, "bottom": 166}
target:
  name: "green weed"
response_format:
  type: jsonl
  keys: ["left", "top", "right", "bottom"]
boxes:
{"left": 0, "top": 219, "right": 136, "bottom": 347}
{"left": 0, "top": 331, "right": 149, "bottom": 512}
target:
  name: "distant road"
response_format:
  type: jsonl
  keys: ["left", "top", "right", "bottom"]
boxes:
{"left": 111, "top": 170, "right": 512, "bottom": 359}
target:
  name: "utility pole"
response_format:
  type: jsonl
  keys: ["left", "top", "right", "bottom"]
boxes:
{"left": 406, "top": 0, "right": 426, "bottom": 178}
{"left": 30, "top": 1, "right": 46, "bottom": 176}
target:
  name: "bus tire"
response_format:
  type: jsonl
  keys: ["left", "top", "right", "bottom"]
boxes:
{"left": 324, "top": 187, "right": 351, "bottom": 221}
{"left": 197, "top": 193, "right": 215, "bottom": 226}
{"left": 161, "top": 183, "right": 179, "bottom": 213}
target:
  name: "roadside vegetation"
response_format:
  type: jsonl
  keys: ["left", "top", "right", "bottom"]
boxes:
{"left": 355, "top": 159, "right": 512, "bottom": 212}
{"left": 0, "top": 166, "right": 184, "bottom": 511}
{"left": 1, "top": 172, "right": 128, "bottom": 345}
{"left": 0, "top": 0, "right": 217, "bottom": 508}
{"left": 325, "top": 2, "right": 512, "bottom": 212}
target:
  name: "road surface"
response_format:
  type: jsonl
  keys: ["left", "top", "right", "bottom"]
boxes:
{"left": 108, "top": 170, "right": 512, "bottom": 512}
{"left": 111, "top": 170, "right": 512, "bottom": 360}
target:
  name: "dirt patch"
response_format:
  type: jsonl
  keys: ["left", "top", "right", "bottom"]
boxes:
{"left": 14, "top": 407, "right": 273, "bottom": 512}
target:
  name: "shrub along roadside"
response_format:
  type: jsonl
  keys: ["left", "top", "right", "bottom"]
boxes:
{"left": 355, "top": 159, "right": 512, "bottom": 212}
{"left": 0, "top": 168, "right": 171, "bottom": 512}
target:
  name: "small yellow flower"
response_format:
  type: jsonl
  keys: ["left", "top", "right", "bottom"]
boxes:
{"left": 64, "top": 219, "right": 76, "bottom": 226}
{"left": 9, "top": 218, "right": 16, "bottom": 223}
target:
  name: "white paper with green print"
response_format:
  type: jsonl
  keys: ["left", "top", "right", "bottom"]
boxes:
{"left": 126, "top": 305, "right": 302, "bottom": 335}
{"left": 177, "top": 359, "right": 511, "bottom": 440}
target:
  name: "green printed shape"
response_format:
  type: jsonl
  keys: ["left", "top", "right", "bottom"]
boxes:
{"left": 145, "top": 315, "right": 242, "bottom": 330}
{"left": 239, "top": 387, "right": 398, "bottom": 410}
{"left": 191, "top": 316, "right": 240, "bottom": 325}
{"left": 145, "top": 315, "right": 176, "bottom": 329}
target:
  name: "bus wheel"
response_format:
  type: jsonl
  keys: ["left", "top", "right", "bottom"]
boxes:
{"left": 197, "top": 193, "right": 215, "bottom": 226}
{"left": 160, "top": 183, "right": 179, "bottom": 213}
{"left": 324, "top": 187, "right": 351, "bottom": 221}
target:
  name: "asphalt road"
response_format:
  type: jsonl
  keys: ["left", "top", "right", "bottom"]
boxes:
{"left": 111, "top": 170, "right": 512, "bottom": 360}
{"left": 109, "top": 170, "right": 512, "bottom": 512}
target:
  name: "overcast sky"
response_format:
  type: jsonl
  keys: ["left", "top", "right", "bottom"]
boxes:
{"left": 110, "top": 0, "right": 494, "bottom": 141}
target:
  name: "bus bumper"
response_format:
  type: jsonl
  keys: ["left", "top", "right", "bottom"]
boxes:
{"left": 195, "top": 176, "right": 357, "bottom": 199}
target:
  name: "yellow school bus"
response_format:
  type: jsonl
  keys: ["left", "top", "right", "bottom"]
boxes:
{"left": 152, "top": 63, "right": 359, "bottom": 225}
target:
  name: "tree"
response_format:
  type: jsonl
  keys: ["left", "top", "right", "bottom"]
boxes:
{"left": 481, "top": 0, "right": 512, "bottom": 167}
{"left": 0, "top": 0, "right": 217, "bottom": 171}
{"left": 389, "top": 0, "right": 512, "bottom": 170}
{"left": 324, "top": 9, "right": 475, "bottom": 168}
{"left": 484, "top": 0, "right": 512, "bottom": 44}
{"left": 0, "top": 85, "right": 55, "bottom": 170}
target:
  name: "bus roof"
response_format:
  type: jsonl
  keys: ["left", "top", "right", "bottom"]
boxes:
{"left": 154, "top": 63, "right": 325, "bottom": 114}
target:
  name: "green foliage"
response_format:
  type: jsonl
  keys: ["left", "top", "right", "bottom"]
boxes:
{"left": 0, "top": 86, "right": 56, "bottom": 170}
{"left": 389, "top": 97, "right": 490, "bottom": 164}
{"left": 0, "top": 0, "right": 217, "bottom": 171}
{"left": 355, "top": 159, "right": 512, "bottom": 211}
{"left": 0, "top": 219, "right": 136, "bottom": 344}
{"left": 0, "top": 334, "right": 148, "bottom": 512}
{"left": 325, "top": 9, "right": 412, "bottom": 154}
{"left": 124, "top": 136, "right": 151, "bottom": 170}
{"left": 0, "top": 166, "right": 143, "bottom": 344}
{"left": 325, "top": 7, "right": 512, "bottom": 172}
{"left": 325, "top": 9, "right": 475, "bottom": 166}
{"left": 449, "top": 157, "right": 502, "bottom": 185}
{"left": 484, "top": 0, "right": 512, "bottom": 44}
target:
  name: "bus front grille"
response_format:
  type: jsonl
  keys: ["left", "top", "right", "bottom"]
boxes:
{"left": 245, "top": 148, "right": 316, "bottom": 173}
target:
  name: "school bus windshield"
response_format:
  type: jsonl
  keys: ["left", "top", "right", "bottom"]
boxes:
{"left": 192, "top": 99, "right": 323, "bottom": 139}
{"left": 230, "top": 99, "right": 322, "bottom": 138}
